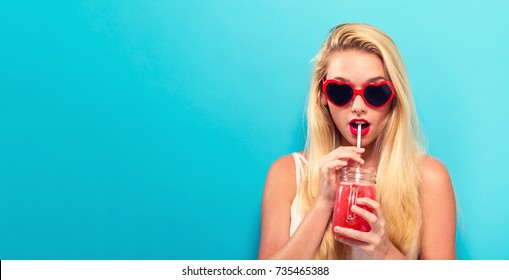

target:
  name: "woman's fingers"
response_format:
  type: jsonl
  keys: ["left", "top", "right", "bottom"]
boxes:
{"left": 320, "top": 147, "right": 365, "bottom": 168}
{"left": 355, "top": 197, "right": 380, "bottom": 213}
{"left": 323, "top": 159, "right": 348, "bottom": 174}
{"left": 320, "top": 147, "right": 365, "bottom": 180}
{"left": 350, "top": 205, "right": 377, "bottom": 224}
{"left": 334, "top": 146, "right": 365, "bottom": 154}
{"left": 353, "top": 197, "right": 386, "bottom": 235}
{"left": 334, "top": 236, "right": 365, "bottom": 247}
{"left": 331, "top": 147, "right": 365, "bottom": 163}
{"left": 354, "top": 198, "right": 384, "bottom": 226}
{"left": 333, "top": 226, "right": 371, "bottom": 243}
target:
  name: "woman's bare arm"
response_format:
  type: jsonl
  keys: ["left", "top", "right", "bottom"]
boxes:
{"left": 258, "top": 155, "right": 332, "bottom": 259}
{"left": 419, "top": 156, "right": 457, "bottom": 259}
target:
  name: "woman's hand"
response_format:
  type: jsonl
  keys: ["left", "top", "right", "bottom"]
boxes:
{"left": 333, "top": 197, "right": 404, "bottom": 259}
{"left": 316, "top": 146, "right": 365, "bottom": 210}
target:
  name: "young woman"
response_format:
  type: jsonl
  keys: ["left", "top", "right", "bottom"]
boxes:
{"left": 258, "top": 23, "right": 456, "bottom": 260}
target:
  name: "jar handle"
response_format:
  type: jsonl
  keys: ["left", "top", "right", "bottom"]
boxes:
{"left": 347, "top": 186, "right": 358, "bottom": 221}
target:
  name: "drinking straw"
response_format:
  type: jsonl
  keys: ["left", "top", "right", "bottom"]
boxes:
{"left": 357, "top": 123, "right": 362, "bottom": 149}
{"left": 356, "top": 123, "right": 362, "bottom": 173}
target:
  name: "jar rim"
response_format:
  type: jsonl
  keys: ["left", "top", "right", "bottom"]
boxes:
{"left": 338, "top": 166, "right": 377, "bottom": 184}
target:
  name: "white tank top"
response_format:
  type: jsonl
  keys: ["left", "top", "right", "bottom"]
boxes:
{"left": 290, "top": 152, "right": 307, "bottom": 236}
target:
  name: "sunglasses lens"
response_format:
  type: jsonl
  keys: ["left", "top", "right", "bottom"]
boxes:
{"left": 364, "top": 84, "right": 393, "bottom": 107}
{"left": 326, "top": 83, "right": 353, "bottom": 106}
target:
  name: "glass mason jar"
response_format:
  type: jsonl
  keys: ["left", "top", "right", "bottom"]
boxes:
{"left": 332, "top": 166, "right": 377, "bottom": 239}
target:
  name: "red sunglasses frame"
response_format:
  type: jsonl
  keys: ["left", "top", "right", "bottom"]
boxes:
{"left": 321, "top": 79, "right": 396, "bottom": 108}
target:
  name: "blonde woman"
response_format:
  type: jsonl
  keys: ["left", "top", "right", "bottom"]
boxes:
{"left": 258, "top": 23, "right": 456, "bottom": 260}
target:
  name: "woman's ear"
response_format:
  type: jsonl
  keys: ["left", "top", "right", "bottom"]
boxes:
{"left": 320, "top": 93, "right": 328, "bottom": 107}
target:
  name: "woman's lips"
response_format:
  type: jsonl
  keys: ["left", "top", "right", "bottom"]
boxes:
{"left": 349, "top": 119, "right": 370, "bottom": 137}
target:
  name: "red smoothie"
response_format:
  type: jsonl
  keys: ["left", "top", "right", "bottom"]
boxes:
{"left": 332, "top": 182, "right": 376, "bottom": 239}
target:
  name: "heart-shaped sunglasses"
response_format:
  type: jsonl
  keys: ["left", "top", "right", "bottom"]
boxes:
{"left": 322, "top": 79, "right": 395, "bottom": 108}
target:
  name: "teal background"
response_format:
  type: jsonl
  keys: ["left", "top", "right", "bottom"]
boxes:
{"left": 1, "top": 0, "right": 508, "bottom": 260}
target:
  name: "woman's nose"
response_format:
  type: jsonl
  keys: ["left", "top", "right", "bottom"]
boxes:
{"left": 351, "top": 95, "right": 367, "bottom": 115}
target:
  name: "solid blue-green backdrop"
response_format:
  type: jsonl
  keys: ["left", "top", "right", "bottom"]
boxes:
{"left": 1, "top": 1, "right": 508, "bottom": 259}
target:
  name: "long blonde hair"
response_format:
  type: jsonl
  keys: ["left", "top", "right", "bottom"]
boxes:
{"left": 299, "top": 23, "right": 424, "bottom": 259}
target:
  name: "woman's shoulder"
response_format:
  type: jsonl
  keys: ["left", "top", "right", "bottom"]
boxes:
{"left": 421, "top": 155, "right": 453, "bottom": 192}
{"left": 266, "top": 152, "right": 304, "bottom": 178}
{"left": 264, "top": 152, "right": 305, "bottom": 196}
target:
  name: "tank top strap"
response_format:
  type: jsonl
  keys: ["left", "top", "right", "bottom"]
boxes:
{"left": 291, "top": 152, "right": 307, "bottom": 188}
{"left": 290, "top": 152, "right": 307, "bottom": 236}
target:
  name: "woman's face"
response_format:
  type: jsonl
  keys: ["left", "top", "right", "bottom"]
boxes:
{"left": 322, "top": 49, "right": 392, "bottom": 149}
